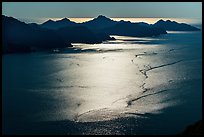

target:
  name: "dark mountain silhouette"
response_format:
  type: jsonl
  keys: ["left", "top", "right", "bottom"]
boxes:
{"left": 41, "top": 18, "right": 77, "bottom": 30}
{"left": 81, "top": 15, "right": 118, "bottom": 31}
{"left": 137, "top": 22, "right": 151, "bottom": 27}
{"left": 81, "top": 16, "right": 167, "bottom": 37}
{"left": 100, "top": 20, "right": 167, "bottom": 37}
{"left": 2, "top": 15, "right": 70, "bottom": 54}
{"left": 28, "top": 23, "right": 41, "bottom": 28}
{"left": 81, "top": 16, "right": 168, "bottom": 37}
{"left": 3, "top": 15, "right": 200, "bottom": 54}
{"left": 40, "top": 15, "right": 118, "bottom": 31}
{"left": 40, "top": 15, "right": 200, "bottom": 38}
{"left": 153, "top": 19, "right": 200, "bottom": 31}
{"left": 57, "top": 26, "right": 114, "bottom": 44}
{"left": 40, "top": 15, "right": 115, "bottom": 44}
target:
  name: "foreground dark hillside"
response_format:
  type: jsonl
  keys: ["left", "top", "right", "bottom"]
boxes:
{"left": 2, "top": 15, "right": 69, "bottom": 54}
{"left": 181, "top": 120, "right": 202, "bottom": 135}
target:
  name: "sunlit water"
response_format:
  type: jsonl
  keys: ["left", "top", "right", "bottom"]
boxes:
{"left": 2, "top": 30, "right": 202, "bottom": 135}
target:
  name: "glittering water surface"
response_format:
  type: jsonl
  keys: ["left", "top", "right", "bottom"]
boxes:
{"left": 2, "top": 31, "right": 202, "bottom": 135}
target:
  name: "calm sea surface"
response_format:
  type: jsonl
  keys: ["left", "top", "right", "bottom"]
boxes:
{"left": 2, "top": 30, "right": 202, "bottom": 135}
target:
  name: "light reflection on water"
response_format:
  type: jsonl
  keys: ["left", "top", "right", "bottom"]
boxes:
{"left": 2, "top": 31, "right": 202, "bottom": 134}
{"left": 32, "top": 35, "right": 189, "bottom": 122}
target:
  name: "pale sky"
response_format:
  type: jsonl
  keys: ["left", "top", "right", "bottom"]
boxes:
{"left": 2, "top": 2, "right": 202, "bottom": 24}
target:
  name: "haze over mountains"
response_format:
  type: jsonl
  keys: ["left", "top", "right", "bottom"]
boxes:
{"left": 2, "top": 15, "right": 200, "bottom": 54}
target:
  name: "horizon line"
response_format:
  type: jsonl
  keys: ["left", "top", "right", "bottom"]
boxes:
{"left": 3, "top": 14, "right": 201, "bottom": 25}
{"left": 3, "top": 14, "right": 202, "bottom": 19}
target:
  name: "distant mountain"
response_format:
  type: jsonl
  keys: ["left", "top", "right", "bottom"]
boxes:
{"left": 100, "top": 20, "right": 167, "bottom": 37}
{"left": 28, "top": 23, "right": 41, "bottom": 28}
{"left": 153, "top": 19, "right": 200, "bottom": 31}
{"left": 81, "top": 15, "right": 118, "bottom": 31}
{"left": 40, "top": 16, "right": 200, "bottom": 34}
{"left": 39, "top": 15, "right": 200, "bottom": 38}
{"left": 193, "top": 24, "right": 202, "bottom": 29}
{"left": 40, "top": 15, "right": 118, "bottom": 31}
{"left": 57, "top": 25, "right": 114, "bottom": 44}
{"left": 41, "top": 18, "right": 77, "bottom": 30}
{"left": 81, "top": 16, "right": 167, "bottom": 37}
{"left": 2, "top": 15, "right": 69, "bottom": 53}
{"left": 3, "top": 15, "right": 200, "bottom": 54}
{"left": 40, "top": 15, "right": 115, "bottom": 44}
{"left": 136, "top": 22, "right": 151, "bottom": 27}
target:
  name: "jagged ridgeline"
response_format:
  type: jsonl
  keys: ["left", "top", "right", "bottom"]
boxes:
{"left": 2, "top": 15, "right": 200, "bottom": 54}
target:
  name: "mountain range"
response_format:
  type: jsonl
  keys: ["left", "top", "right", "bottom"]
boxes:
{"left": 2, "top": 15, "right": 200, "bottom": 54}
{"left": 41, "top": 18, "right": 77, "bottom": 30}
{"left": 40, "top": 15, "right": 200, "bottom": 32}
{"left": 154, "top": 19, "right": 200, "bottom": 31}
{"left": 2, "top": 15, "right": 68, "bottom": 53}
